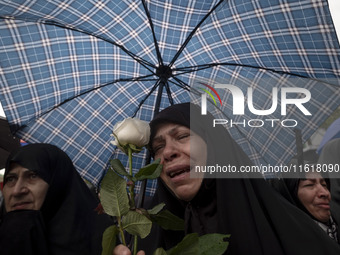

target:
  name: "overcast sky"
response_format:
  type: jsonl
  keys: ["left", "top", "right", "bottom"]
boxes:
{"left": 0, "top": 1, "right": 340, "bottom": 118}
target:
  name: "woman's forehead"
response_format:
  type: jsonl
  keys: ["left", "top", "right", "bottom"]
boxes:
{"left": 154, "top": 123, "right": 187, "bottom": 137}
{"left": 304, "top": 172, "right": 323, "bottom": 179}
{"left": 8, "top": 163, "right": 30, "bottom": 174}
{"left": 299, "top": 172, "right": 327, "bottom": 186}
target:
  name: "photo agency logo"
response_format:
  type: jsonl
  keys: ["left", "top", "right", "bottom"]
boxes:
{"left": 199, "top": 83, "right": 312, "bottom": 128}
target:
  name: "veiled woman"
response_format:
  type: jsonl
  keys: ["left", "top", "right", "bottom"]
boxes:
{"left": 0, "top": 143, "right": 112, "bottom": 255}
{"left": 272, "top": 170, "right": 340, "bottom": 245}
{"left": 137, "top": 103, "right": 340, "bottom": 255}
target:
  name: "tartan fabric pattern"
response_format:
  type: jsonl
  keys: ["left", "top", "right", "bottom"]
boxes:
{"left": 0, "top": 0, "right": 339, "bottom": 196}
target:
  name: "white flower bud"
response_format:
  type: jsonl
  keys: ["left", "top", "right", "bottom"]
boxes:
{"left": 111, "top": 118, "right": 150, "bottom": 154}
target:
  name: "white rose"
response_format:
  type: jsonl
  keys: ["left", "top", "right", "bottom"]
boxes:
{"left": 111, "top": 118, "right": 150, "bottom": 154}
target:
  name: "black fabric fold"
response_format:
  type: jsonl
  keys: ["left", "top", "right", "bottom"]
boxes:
{"left": 0, "top": 210, "right": 49, "bottom": 255}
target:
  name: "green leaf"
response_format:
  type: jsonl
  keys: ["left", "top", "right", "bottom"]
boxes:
{"left": 150, "top": 210, "right": 185, "bottom": 231}
{"left": 101, "top": 225, "right": 119, "bottom": 255}
{"left": 100, "top": 169, "right": 129, "bottom": 217}
{"left": 134, "top": 159, "right": 162, "bottom": 181}
{"left": 168, "top": 233, "right": 199, "bottom": 255}
{"left": 110, "top": 159, "right": 132, "bottom": 179}
{"left": 198, "top": 234, "right": 230, "bottom": 255}
{"left": 122, "top": 210, "right": 152, "bottom": 239}
{"left": 164, "top": 233, "right": 229, "bottom": 255}
{"left": 147, "top": 203, "right": 165, "bottom": 215}
{"left": 152, "top": 248, "right": 167, "bottom": 255}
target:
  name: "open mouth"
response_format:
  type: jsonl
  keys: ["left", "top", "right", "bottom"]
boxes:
{"left": 168, "top": 167, "right": 190, "bottom": 178}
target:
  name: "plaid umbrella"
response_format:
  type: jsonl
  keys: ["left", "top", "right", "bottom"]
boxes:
{"left": 317, "top": 117, "right": 340, "bottom": 154}
{"left": 0, "top": 0, "right": 340, "bottom": 196}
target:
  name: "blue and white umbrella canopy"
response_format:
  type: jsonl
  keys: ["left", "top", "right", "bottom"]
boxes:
{"left": 317, "top": 117, "right": 340, "bottom": 154}
{"left": 0, "top": 0, "right": 340, "bottom": 196}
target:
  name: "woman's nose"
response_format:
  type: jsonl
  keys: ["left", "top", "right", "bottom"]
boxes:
{"left": 162, "top": 142, "right": 179, "bottom": 161}
{"left": 12, "top": 179, "right": 29, "bottom": 195}
{"left": 318, "top": 184, "right": 330, "bottom": 199}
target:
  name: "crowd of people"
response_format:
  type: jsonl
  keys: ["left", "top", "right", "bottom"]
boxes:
{"left": 1, "top": 103, "right": 340, "bottom": 255}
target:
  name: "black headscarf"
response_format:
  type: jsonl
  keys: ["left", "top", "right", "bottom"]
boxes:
{"left": 0, "top": 143, "right": 112, "bottom": 255}
{"left": 140, "top": 103, "right": 340, "bottom": 255}
{"left": 276, "top": 172, "right": 331, "bottom": 221}
{"left": 272, "top": 170, "right": 340, "bottom": 244}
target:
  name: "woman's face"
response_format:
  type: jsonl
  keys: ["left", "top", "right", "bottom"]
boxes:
{"left": 152, "top": 123, "right": 207, "bottom": 201}
{"left": 3, "top": 163, "right": 49, "bottom": 212}
{"left": 297, "top": 172, "right": 331, "bottom": 223}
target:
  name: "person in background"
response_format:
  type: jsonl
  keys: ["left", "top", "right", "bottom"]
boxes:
{"left": 0, "top": 143, "right": 113, "bottom": 255}
{"left": 115, "top": 103, "right": 340, "bottom": 255}
{"left": 273, "top": 170, "right": 340, "bottom": 244}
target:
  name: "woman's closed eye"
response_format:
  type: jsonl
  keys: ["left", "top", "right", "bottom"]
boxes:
{"left": 320, "top": 182, "right": 328, "bottom": 188}
{"left": 177, "top": 133, "right": 190, "bottom": 140}
{"left": 175, "top": 131, "right": 192, "bottom": 142}
{"left": 152, "top": 142, "right": 165, "bottom": 155}
{"left": 301, "top": 181, "right": 315, "bottom": 187}
{"left": 303, "top": 184, "right": 314, "bottom": 187}
{"left": 153, "top": 145, "right": 163, "bottom": 153}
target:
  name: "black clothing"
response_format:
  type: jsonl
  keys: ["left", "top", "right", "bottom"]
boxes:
{"left": 0, "top": 210, "right": 49, "bottom": 255}
{"left": 141, "top": 103, "right": 340, "bottom": 255}
{"left": 271, "top": 174, "right": 340, "bottom": 245}
{"left": 0, "top": 143, "right": 112, "bottom": 255}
